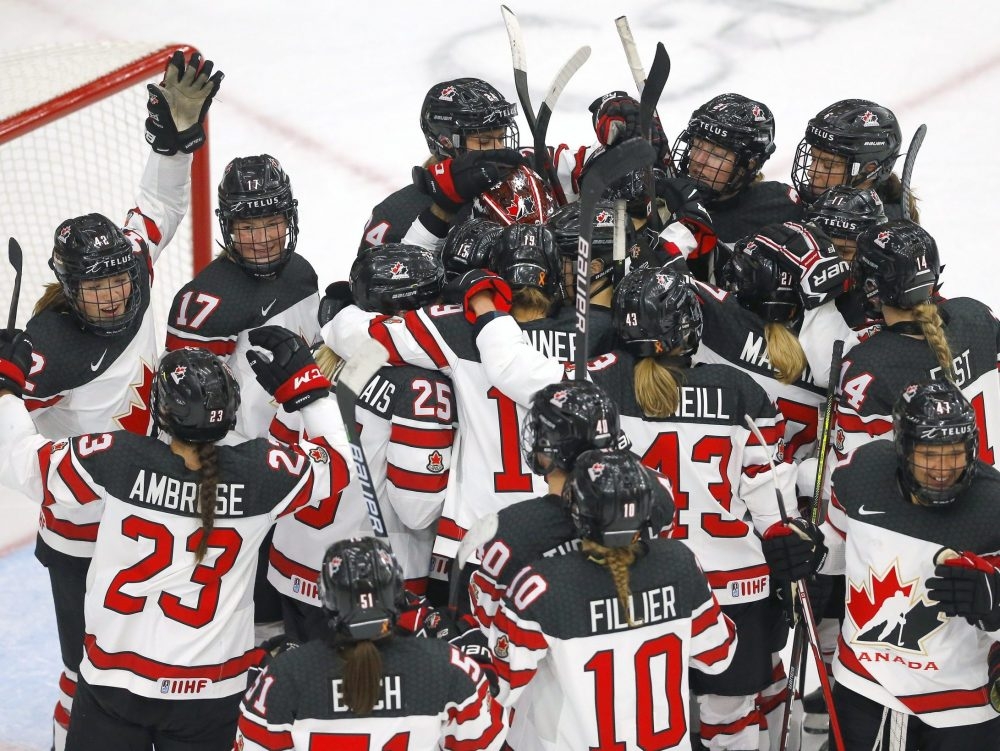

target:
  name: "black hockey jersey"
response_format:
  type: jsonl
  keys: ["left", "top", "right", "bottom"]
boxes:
{"left": 236, "top": 636, "right": 505, "bottom": 750}
{"left": 359, "top": 183, "right": 434, "bottom": 252}
{"left": 824, "top": 441, "right": 1000, "bottom": 727}
{"left": 519, "top": 304, "right": 615, "bottom": 363}
{"left": 489, "top": 538, "right": 736, "bottom": 750}
{"left": 166, "top": 254, "right": 321, "bottom": 443}
{"left": 835, "top": 297, "right": 1000, "bottom": 468}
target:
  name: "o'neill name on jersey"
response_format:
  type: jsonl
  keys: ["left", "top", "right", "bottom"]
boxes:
{"left": 676, "top": 387, "right": 731, "bottom": 420}
{"left": 130, "top": 471, "right": 245, "bottom": 516}
{"left": 591, "top": 585, "right": 677, "bottom": 633}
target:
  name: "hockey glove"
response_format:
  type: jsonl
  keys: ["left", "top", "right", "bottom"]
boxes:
{"left": 989, "top": 641, "right": 1000, "bottom": 712}
{"left": 658, "top": 176, "right": 717, "bottom": 260}
{"left": 927, "top": 549, "right": 1000, "bottom": 630}
{"left": 318, "top": 281, "right": 354, "bottom": 328}
{"left": 590, "top": 91, "right": 641, "bottom": 147}
{"left": 246, "top": 325, "right": 330, "bottom": 411}
{"left": 445, "top": 269, "right": 513, "bottom": 324}
{"left": 0, "top": 329, "right": 32, "bottom": 397}
{"left": 413, "top": 149, "right": 527, "bottom": 214}
{"left": 144, "top": 50, "right": 224, "bottom": 155}
{"left": 762, "top": 518, "right": 827, "bottom": 581}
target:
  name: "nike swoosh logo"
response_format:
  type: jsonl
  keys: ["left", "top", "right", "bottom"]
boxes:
{"left": 90, "top": 348, "right": 108, "bottom": 372}
{"left": 261, "top": 298, "right": 277, "bottom": 317}
{"left": 858, "top": 506, "right": 885, "bottom": 516}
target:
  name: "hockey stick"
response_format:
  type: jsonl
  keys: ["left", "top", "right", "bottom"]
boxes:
{"left": 447, "top": 514, "right": 499, "bottom": 615}
{"left": 500, "top": 5, "right": 536, "bottom": 134}
{"left": 335, "top": 339, "right": 391, "bottom": 538}
{"left": 638, "top": 43, "right": 670, "bottom": 236}
{"left": 7, "top": 238, "right": 22, "bottom": 331}
{"left": 900, "top": 123, "right": 926, "bottom": 222}
{"left": 574, "top": 137, "right": 656, "bottom": 378}
{"left": 532, "top": 45, "right": 591, "bottom": 195}
{"left": 744, "top": 415, "right": 845, "bottom": 751}
{"left": 777, "top": 339, "right": 845, "bottom": 748}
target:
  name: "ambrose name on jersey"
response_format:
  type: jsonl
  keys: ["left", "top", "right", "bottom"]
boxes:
{"left": 129, "top": 470, "right": 245, "bottom": 515}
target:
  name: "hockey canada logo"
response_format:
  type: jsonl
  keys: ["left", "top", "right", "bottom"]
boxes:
{"left": 833, "top": 427, "right": 845, "bottom": 454}
{"left": 171, "top": 365, "right": 187, "bottom": 384}
{"left": 873, "top": 230, "right": 891, "bottom": 249}
{"left": 587, "top": 462, "right": 606, "bottom": 481}
{"left": 494, "top": 634, "right": 510, "bottom": 659}
{"left": 549, "top": 389, "right": 569, "bottom": 408}
{"left": 327, "top": 555, "right": 342, "bottom": 575}
{"left": 846, "top": 562, "right": 947, "bottom": 655}
{"left": 594, "top": 209, "right": 613, "bottom": 225}
{"left": 438, "top": 86, "right": 456, "bottom": 101}
{"left": 52, "top": 440, "right": 68, "bottom": 451}
{"left": 426, "top": 450, "right": 445, "bottom": 473}
{"left": 751, "top": 104, "right": 765, "bottom": 121}
{"left": 861, "top": 110, "right": 880, "bottom": 127}
{"left": 389, "top": 262, "right": 409, "bottom": 279}
{"left": 308, "top": 446, "right": 330, "bottom": 464}
{"left": 507, "top": 193, "right": 535, "bottom": 223}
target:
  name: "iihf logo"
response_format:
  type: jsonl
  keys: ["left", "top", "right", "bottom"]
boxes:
{"left": 160, "top": 679, "right": 170, "bottom": 694}
{"left": 861, "top": 110, "right": 880, "bottom": 127}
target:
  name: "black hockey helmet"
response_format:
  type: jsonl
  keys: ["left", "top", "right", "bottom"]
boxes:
{"left": 420, "top": 78, "right": 519, "bottom": 159}
{"left": 319, "top": 537, "right": 406, "bottom": 641}
{"left": 350, "top": 243, "right": 445, "bottom": 314}
{"left": 50, "top": 213, "right": 142, "bottom": 336}
{"left": 566, "top": 449, "right": 655, "bottom": 547}
{"left": 612, "top": 266, "right": 703, "bottom": 358}
{"left": 791, "top": 99, "right": 902, "bottom": 199}
{"left": 806, "top": 186, "right": 888, "bottom": 261}
{"left": 548, "top": 200, "right": 637, "bottom": 294}
{"left": 216, "top": 154, "right": 299, "bottom": 278}
{"left": 152, "top": 348, "right": 240, "bottom": 443}
{"left": 490, "top": 223, "right": 562, "bottom": 300}
{"left": 671, "top": 93, "right": 776, "bottom": 198}
{"left": 441, "top": 218, "right": 503, "bottom": 281}
{"left": 893, "top": 381, "right": 978, "bottom": 506}
{"left": 472, "top": 165, "right": 555, "bottom": 226}
{"left": 521, "top": 381, "right": 620, "bottom": 475}
{"left": 852, "top": 219, "right": 939, "bottom": 316}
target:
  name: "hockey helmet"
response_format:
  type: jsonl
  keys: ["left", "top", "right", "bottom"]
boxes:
{"left": 152, "top": 348, "right": 240, "bottom": 443}
{"left": 420, "top": 78, "right": 519, "bottom": 159}
{"left": 319, "top": 537, "right": 406, "bottom": 641}
{"left": 350, "top": 243, "right": 445, "bottom": 314}
{"left": 612, "top": 267, "right": 703, "bottom": 358}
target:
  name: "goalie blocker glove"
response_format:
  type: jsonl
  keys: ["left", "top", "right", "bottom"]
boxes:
{"left": 0, "top": 330, "right": 31, "bottom": 397}
{"left": 246, "top": 325, "right": 330, "bottom": 411}
{"left": 413, "top": 148, "right": 527, "bottom": 214}
{"left": 927, "top": 549, "right": 1000, "bottom": 631}
{"left": 145, "top": 49, "right": 224, "bottom": 155}
{"left": 762, "top": 517, "right": 827, "bottom": 581}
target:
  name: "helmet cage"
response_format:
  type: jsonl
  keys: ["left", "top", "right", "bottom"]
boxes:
{"left": 319, "top": 537, "right": 405, "bottom": 641}
{"left": 421, "top": 78, "right": 520, "bottom": 159}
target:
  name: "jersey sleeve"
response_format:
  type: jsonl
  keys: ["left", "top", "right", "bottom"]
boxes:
{"left": 322, "top": 304, "right": 379, "bottom": 362}
{"left": 834, "top": 357, "right": 893, "bottom": 460}
{"left": 488, "top": 567, "right": 550, "bottom": 708}
{"left": 475, "top": 313, "right": 566, "bottom": 407}
{"left": 819, "top": 465, "right": 850, "bottom": 577}
{"left": 164, "top": 286, "right": 236, "bottom": 355}
{"left": 122, "top": 151, "right": 193, "bottom": 267}
{"left": 688, "top": 571, "right": 738, "bottom": 675}
{"left": 737, "top": 397, "right": 796, "bottom": 534}
{"left": 235, "top": 666, "right": 296, "bottom": 751}
{"left": 441, "top": 646, "right": 508, "bottom": 751}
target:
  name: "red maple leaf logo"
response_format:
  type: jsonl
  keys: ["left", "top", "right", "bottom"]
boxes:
{"left": 116, "top": 361, "right": 156, "bottom": 435}
{"left": 426, "top": 450, "right": 444, "bottom": 473}
{"left": 846, "top": 563, "right": 915, "bottom": 630}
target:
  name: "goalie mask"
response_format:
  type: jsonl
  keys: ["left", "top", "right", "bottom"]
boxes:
{"left": 893, "top": 381, "right": 978, "bottom": 506}
{"left": 152, "top": 348, "right": 240, "bottom": 443}
{"left": 472, "top": 165, "right": 555, "bottom": 226}
{"left": 51, "top": 213, "right": 143, "bottom": 336}
{"left": 319, "top": 537, "right": 406, "bottom": 641}
{"left": 217, "top": 154, "right": 299, "bottom": 278}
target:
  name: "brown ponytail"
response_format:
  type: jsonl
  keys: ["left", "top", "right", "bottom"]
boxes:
{"left": 338, "top": 640, "right": 384, "bottom": 716}
{"left": 764, "top": 322, "right": 808, "bottom": 385}
{"left": 510, "top": 286, "right": 552, "bottom": 323}
{"left": 194, "top": 442, "right": 219, "bottom": 563}
{"left": 879, "top": 173, "right": 920, "bottom": 225}
{"left": 912, "top": 301, "right": 954, "bottom": 380}
{"left": 581, "top": 539, "right": 642, "bottom": 627}
{"left": 633, "top": 356, "right": 684, "bottom": 418}
{"left": 33, "top": 282, "right": 71, "bottom": 316}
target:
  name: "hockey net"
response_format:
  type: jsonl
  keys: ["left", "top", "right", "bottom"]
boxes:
{"left": 0, "top": 42, "right": 212, "bottom": 335}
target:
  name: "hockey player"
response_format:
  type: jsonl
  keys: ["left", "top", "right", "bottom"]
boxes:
{"left": 235, "top": 537, "right": 505, "bottom": 751}
{"left": 817, "top": 381, "right": 1000, "bottom": 747}
{"left": 16, "top": 48, "right": 221, "bottom": 749}
{"left": 835, "top": 220, "right": 1000, "bottom": 468}
{"left": 441, "top": 218, "right": 504, "bottom": 281}
{"left": 359, "top": 77, "right": 528, "bottom": 253}
{"left": 488, "top": 448, "right": 737, "bottom": 751}
{"left": 0, "top": 332, "right": 352, "bottom": 750}
{"left": 670, "top": 93, "right": 804, "bottom": 282}
{"left": 166, "top": 154, "right": 321, "bottom": 444}
{"left": 463, "top": 266, "right": 804, "bottom": 749}
{"left": 790, "top": 99, "right": 914, "bottom": 220}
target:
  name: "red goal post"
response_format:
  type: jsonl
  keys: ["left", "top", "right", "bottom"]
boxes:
{"left": 0, "top": 42, "right": 213, "bottom": 333}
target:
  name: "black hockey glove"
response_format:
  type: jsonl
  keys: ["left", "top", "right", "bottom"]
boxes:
{"left": 658, "top": 176, "right": 717, "bottom": 261}
{"left": 0, "top": 329, "right": 32, "bottom": 397}
{"left": 246, "top": 325, "right": 330, "bottom": 411}
{"left": 414, "top": 149, "right": 527, "bottom": 214}
{"left": 989, "top": 641, "right": 1000, "bottom": 712}
{"left": 927, "top": 549, "right": 1000, "bottom": 630}
{"left": 145, "top": 50, "right": 224, "bottom": 155}
{"left": 762, "top": 518, "right": 827, "bottom": 581}
{"left": 318, "top": 281, "right": 354, "bottom": 328}
{"left": 444, "top": 269, "right": 513, "bottom": 324}
{"left": 590, "top": 91, "right": 641, "bottom": 147}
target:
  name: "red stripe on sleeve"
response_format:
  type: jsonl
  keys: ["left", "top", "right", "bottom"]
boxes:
{"left": 237, "top": 713, "right": 294, "bottom": 750}
{"left": 403, "top": 310, "right": 450, "bottom": 369}
{"left": 368, "top": 319, "right": 405, "bottom": 366}
{"left": 494, "top": 609, "right": 547, "bottom": 650}
{"left": 57, "top": 451, "right": 100, "bottom": 504}
{"left": 164, "top": 333, "right": 236, "bottom": 356}
{"left": 387, "top": 463, "right": 449, "bottom": 493}
{"left": 128, "top": 206, "right": 162, "bottom": 245}
{"left": 835, "top": 411, "right": 892, "bottom": 436}
{"left": 390, "top": 423, "right": 455, "bottom": 449}
{"left": 691, "top": 598, "right": 723, "bottom": 637}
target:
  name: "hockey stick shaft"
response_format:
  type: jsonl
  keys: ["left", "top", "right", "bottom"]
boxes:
{"left": 8, "top": 238, "right": 22, "bottom": 332}
{"left": 812, "top": 339, "right": 845, "bottom": 524}
{"left": 500, "top": 5, "right": 536, "bottom": 133}
{"left": 900, "top": 123, "right": 926, "bottom": 222}
{"left": 744, "top": 415, "right": 845, "bottom": 751}
{"left": 532, "top": 45, "right": 591, "bottom": 199}
{"left": 638, "top": 43, "right": 670, "bottom": 235}
{"left": 614, "top": 16, "right": 647, "bottom": 94}
{"left": 574, "top": 138, "right": 656, "bottom": 377}
{"left": 335, "top": 340, "right": 391, "bottom": 539}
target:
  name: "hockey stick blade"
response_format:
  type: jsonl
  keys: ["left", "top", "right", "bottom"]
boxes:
{"left": 448, "top": 513, "right": 499, "bottom": 614}
{"left": 500, "top": 5, "right": 536, "bottom": 133}
{"left": 336, "top": 339, "right": 391, "bottom": 539}
{"left": 900, "top": 123, "right": 926, "bottom": 222}
{"left": 639, "top": 43, "right": 670, "bottom": 234}
{"left": 574, "top": 138, "right": 656, "bottom": 377}
{"left": 7, "top": 238, "right": 22, "bottom": 332}
{"left": 532, "top": 45, "right": 591, "bottom": 179}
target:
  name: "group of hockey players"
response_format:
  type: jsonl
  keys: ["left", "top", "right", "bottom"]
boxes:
{"left": 0, "top": 25, "right": 997, "bottom": 751}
